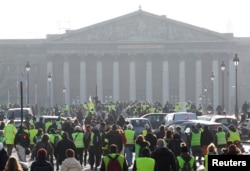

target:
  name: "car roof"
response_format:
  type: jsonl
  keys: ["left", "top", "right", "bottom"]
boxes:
{"left": 168, "top": 112, "right": 196, "bottom": 115}
{"left": 126, "top": 117, "right": 150, "bottom": 120}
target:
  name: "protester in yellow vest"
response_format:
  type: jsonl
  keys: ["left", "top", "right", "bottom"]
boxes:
{"left": 45, "top": 119, "right": 52, "bottom": 133}
{"left": 177, "top": 143, "right": 196, "bottom": 171}
{"left": 227, "top": 124, "right": 241, "bottom": 143}
{"left": 215, "top": 126, "right": 227, "bottom": 154}
{"left": 100, "top": 144, "right": 128, "bottom": 171}
{"left": 29, "top": 124, "right": 38, "bottom": 151}
{"left": 71, "top": 126, "right": 85, "bottom": 166}
{"left": 124, "top": 124, "right": 135, "bottom": 167}
{"left": 133, "top": 147, "right": 157, "bottom": 171}
{"left": 4, "top": 120, "right": 17, "bottom": 156}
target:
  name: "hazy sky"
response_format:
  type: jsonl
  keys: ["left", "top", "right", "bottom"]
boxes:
{"left": 0, "top": 0, "right": 249, "bottom": 39}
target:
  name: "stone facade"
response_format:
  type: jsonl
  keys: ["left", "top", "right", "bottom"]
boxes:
{"left": 0, "top": 9, "right": 250, "bottom": 114}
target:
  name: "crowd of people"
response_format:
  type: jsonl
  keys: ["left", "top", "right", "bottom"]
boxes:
{"left": 0, "top": 109, "right": 246, "bottom": 171}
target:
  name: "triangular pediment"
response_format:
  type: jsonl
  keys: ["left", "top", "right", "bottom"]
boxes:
{"left": 48, "top": 10, "right": 233, "bottom": 43}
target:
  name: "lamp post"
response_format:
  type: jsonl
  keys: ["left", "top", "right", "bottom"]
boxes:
{"left": 199, "top": 94, "right": 202, "bottom": 104}
{"left": 203, "top": 86, "right": 208, "bottom": 109}
{"left": 233, "top": 53, "right": 240, "bottom": 120}
{"left": 220, "top": 60, "right": 226, "bottom": 111}
{"left": 210, "top": 72, "right": 215, "bottom": 108}
{"left": 25, "top": 61, "right": 31, "bottom": 106}
{"left": 48, "top": 72, "right": 52, "bottom": 109}
{"left": 62, "top": 86, "right": 66, "bottom": 104}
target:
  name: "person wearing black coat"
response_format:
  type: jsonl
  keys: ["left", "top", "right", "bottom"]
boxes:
{"left": 151, "top": 139, "right": 177, "bottom": 171}
{"left": 55, "top": 132, "right": 76, "bottom": 170}
{"left": 106, "top": 124, "right": 123, "bottom": 153}
{"left": 0, "top": 142, "right": 9, "bottom": 171}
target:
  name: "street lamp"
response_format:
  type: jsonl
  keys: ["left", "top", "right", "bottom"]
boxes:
{"left": 62, "top": 86, "right": 66, "bottom": 104}
{"left": 220, "top": 60, "right": 226, "bottom": 111}
{"left": 199, "top": 94, "right": 202, "bottom": 104}
{"left": 48, "top": 72, "right": 52, "bottom": 108}
{"left": 25, "top": 61, "right": 31, "bottom": 106}
{"left": 233, "top": 53, "right": 240, "bottom": 120}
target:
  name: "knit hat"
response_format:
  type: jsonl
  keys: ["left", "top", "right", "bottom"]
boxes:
{"left": 37, "top": 148, "right": 47, "bottom": 158}
{"left": 0, "top": 142, "right": 3, "bottom": 151}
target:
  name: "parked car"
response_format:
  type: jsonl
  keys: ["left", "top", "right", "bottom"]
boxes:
{"left": 239, "top": 118, "right": 250, "bottom": 139}
{"left": 140, "top": 113, "right": 168, "bottom": 129}
{"left": 165, "top": 119, "right": 229, "bottom": 140}
{"left": 125, "top": 118, "right": 152, "bottom": 136}
{"left": 164, "top": 112, "right": 197, "bottom": 126}
{"left": 7, "top": 108, "right": 33, "bottom": 121}
{"left": 198, "top": 114, "right": 239, "bottom": 129}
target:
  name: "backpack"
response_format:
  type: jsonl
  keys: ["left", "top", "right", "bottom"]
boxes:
{"left": 107, "top": 154, "right": 122, "bottom": 171}
{"left": 32, "top": 161, "right": 52, "bottom": 171}
{"left": 20, "top": 132, "right": 30, "bottom": 148}
{"left": 181, "top": 157, "right": 192, "bottom": 171}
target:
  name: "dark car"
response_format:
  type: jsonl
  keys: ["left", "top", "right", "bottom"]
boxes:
{"left": 239, "top": 118, "right": 250, "bottom": 139}
{"left": 165, "top": 120, "right": 229, "bottom": 140}
{"left": 140, "top": 113, "right": 168, "bottom": 129}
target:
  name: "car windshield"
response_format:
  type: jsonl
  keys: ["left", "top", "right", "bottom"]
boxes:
{"left": 7, "top": 110, "right": 29, "bottom": 119}
{"left": 215, "top": 118, "right": 238, "bottom": 127}
{"left": 131, "top": 119, "right": 149, "bottom": 127}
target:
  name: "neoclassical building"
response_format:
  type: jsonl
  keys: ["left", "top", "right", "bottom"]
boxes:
{"left": 0, "top": 9, "right": 250, "bottom": 113}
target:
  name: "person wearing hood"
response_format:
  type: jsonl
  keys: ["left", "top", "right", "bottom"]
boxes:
{"left": 167, "top": 132, "right": 184, "bottom": 157}
{"left": 227, "top": 124, "right": 241, "bottom": 143}
{"left": 151, "top": 139, "right": 177, "bottom": 171}
{"left": 61, "top": 149, "right": 82, "bottom": 171}
{"left": 55, "top": 132, "right": 76, "bottom": 171}
{"left": 30, "top": 148, "right": 53, "bottom": 171}
{"left": 0, "top": 142, "right": 9, "bottom": 171}
{"left": 177, "top": 143, "right": 197, "bottom": 171}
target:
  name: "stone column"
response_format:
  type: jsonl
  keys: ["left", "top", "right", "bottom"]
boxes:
{"left": 212, "top": 59, "right": 219, "bottom": 110}
{"left": 162, "top": 59, "right": 169, "bottom": 104}
{"left": 228, "top": 59, "right": 234, "bottom": 114}
{"left": 63, "top": 60, "right": 70, "bottom": 105}
{"left": 96, "top": 57, "right": 103, "bottom": 102}
{"left": 80, "top": 58, "right": 87, "bottom": 103}
{"left": 146, "top": 59, "right": 152, "bottom": 103}
{"left": 47, "top": 61, "right": 53, "bottom": 108}
{"left": 129, "top": 58, "right": 136, "bottom": 101}
{"left": 196, "top": 59, "right": 202, "bottom": 106}
{"left": 113, "top": 59, "right": 119, "bottom": 102}
{"left": 179, "top": 59, "right": 186, "bottom": 102}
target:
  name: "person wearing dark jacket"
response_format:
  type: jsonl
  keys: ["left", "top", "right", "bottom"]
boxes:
{"left": 14, "top": 126, "right": 30, "bottom": 162}
{"left": 167, "top": 132, "right": 184, "bottom": 157}
{"left": 88, "top": 127, "right": 102, "bottom": 170}
{"left": 200, "top": 125, "right": 214, "bottom": 156}
{"left": 106, "top": 124, "right": 123, "bottom": 153}
{"left": 55, "top": 132, "right": 76, "bottom": 171}
{"left": 35, "top": 117, "right": 45, "bottom": 132}
{"left": 30, "top": 133, "right": 54, "bottom": 163}
{"left": 151, "top": 139, "right": 177, "bottom": 171}
{"left": 155, "top": 125, "right": 165, "bottom": 139}
{"left": 0, "top": 142, "right": 9, "bottom": 171}
{"left": 30, "top": 148, "right": 53, "bottom": 171}
{"left": 62, "top": 119, "right": 74, "bottom": 140}
{"left": 144, "top": 129, "right": 157, "bottom": 152}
